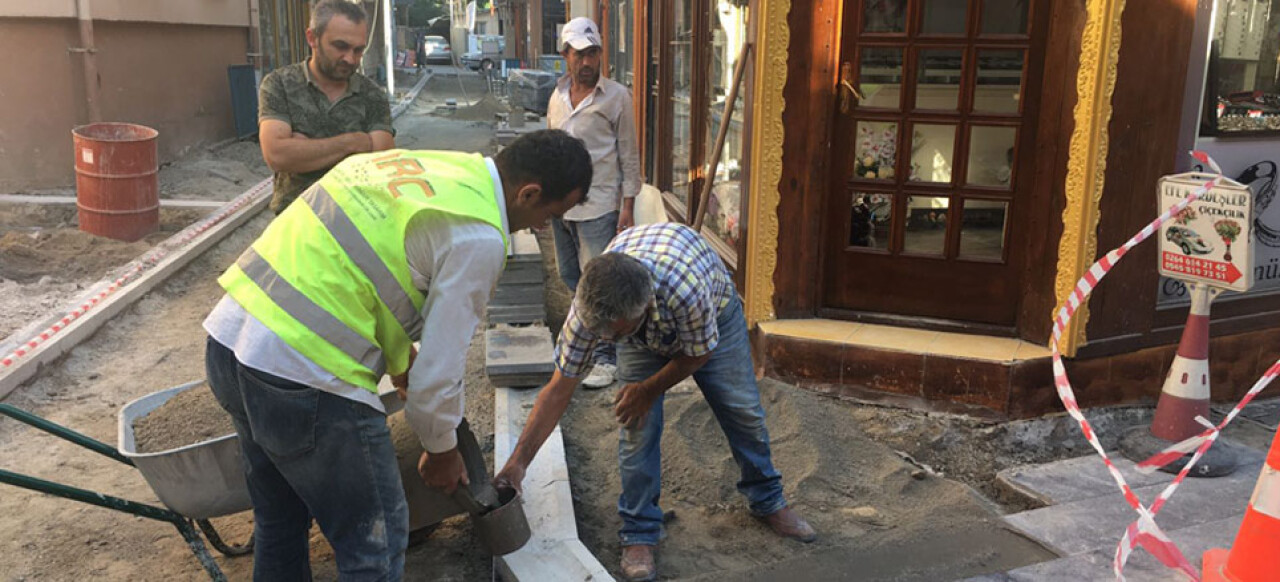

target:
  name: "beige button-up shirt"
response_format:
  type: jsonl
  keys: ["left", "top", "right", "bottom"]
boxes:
{"left": 547, "top": 75, "right": 642, "bottom": 222}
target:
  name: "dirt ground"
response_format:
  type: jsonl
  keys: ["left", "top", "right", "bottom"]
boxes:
{"left": 528, "top": 232, "right": 1057, "bottom": 581}
{"left": 2, "top": 70, "right": 1093, "bottom": 581}
{"left": 0, "top": 75, "right": 503, "bottom": 581}
{"left": 0, "top": 140, "right": 268, "bottom": 346}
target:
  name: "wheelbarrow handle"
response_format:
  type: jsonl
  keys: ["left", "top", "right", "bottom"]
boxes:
{"left": 0, "top": 403, "right": 133, "bottom": 466}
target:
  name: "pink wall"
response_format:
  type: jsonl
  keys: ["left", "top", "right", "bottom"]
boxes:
{"left": 0, "top": 18, "right": 249, "bottom": 190}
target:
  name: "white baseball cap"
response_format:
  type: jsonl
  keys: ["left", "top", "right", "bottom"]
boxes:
{"left": 560, "top": 17, "right": 602, "bottom": 51}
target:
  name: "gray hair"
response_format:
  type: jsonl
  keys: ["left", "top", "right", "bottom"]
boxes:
{"left": 311, "top": 0, "right": 368, "bottom": 37}
{"left": 577, "top": 253, "right": 653, "bottom": 334}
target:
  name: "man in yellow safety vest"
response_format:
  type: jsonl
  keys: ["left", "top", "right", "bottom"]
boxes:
{"left": 202, "top": 129, "right": 592, "bottom": 580}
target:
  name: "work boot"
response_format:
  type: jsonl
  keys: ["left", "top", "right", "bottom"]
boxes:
{"left": 620, "top": 544, "right": 657, "bottom": 582}
{"left": 761, "top": 507, "right": 817, "bottom": 543}
{"left": 582, "top": 363, "right": 617, "bottom": 389}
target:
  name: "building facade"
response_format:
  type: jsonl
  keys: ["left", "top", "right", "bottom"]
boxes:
{"left": 0, "top": 1, "right": 257, "bottom": 191}
{"left": 615, "top": 0, "right": 1280, "bottom": 417}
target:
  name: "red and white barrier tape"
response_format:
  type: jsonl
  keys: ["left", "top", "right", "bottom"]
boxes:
{"left": 1050, "top": 151, "right": 1279, "bottom": 581}
{"left": 0, "top": 178, "right": 272, "bottom": 370}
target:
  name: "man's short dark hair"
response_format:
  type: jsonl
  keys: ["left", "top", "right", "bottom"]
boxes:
{"left": 311, "top": 0, "right": 368, "bottom": 38}
{"left": 495, "top": 129, "right": 593, "bottom": 204}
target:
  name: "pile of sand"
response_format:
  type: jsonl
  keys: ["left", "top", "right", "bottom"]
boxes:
{"left": 133, "top": 384, "right": 235, "bottom": 453}
{"left": 531, "top": 231, "right": 1053, "bottom": 581}
{"left": 450, "top": 94, "right": 511, "bottom": 122}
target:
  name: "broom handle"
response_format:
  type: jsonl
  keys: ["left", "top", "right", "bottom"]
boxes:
{"left": 692, "top": 41, "right": 752, "bottom": 232}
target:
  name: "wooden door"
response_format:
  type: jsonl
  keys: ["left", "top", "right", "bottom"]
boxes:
{"left": 821, "top": 0, "right": 1043, "bottom": 327}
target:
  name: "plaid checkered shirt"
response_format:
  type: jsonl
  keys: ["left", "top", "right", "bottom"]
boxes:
{"left": 555, "top": 223, "right": 736, "bottom": 378}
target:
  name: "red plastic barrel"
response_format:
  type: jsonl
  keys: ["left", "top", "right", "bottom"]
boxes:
{"left": 72, "top": 122, "right": 160, "bottom": 242}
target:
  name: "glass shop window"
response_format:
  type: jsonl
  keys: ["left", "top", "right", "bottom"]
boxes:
{"left": 1203, "top": 0, "right": 1280, "bottom": 135}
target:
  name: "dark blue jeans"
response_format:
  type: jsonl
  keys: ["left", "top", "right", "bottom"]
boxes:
{"left": 614, "top": 296, "right": 786, "bottom": 546}
{"left": 205, "top": 338, "right": 408, "bottom": 581}
{"left": 551, "top": 212, "right": 619, "bottom": 366}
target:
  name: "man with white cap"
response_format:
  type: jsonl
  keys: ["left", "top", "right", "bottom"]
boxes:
{"left": 547, "top": 16, "right": 643, "bottom": 389}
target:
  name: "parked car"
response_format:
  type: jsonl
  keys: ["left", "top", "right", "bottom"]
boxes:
{"left": 423, "top": 35, "right": 452, "bottom": 65}
{"left": 1166, "top": 226, "right": 1214, "bottom": 255}
{"left": 462, "top": 35, "right": 505, "bottom": 71}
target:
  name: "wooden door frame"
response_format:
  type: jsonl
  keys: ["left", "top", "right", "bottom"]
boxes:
{"left": 798, "top": 0, "right": 1055, "bottom": 336}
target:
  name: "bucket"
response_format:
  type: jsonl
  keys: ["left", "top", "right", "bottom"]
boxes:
{"left": 72, "top": 122, "right": 160, "bottom": 242}
{"left": 472, "top": 487, "right": 531, "bottom": 555}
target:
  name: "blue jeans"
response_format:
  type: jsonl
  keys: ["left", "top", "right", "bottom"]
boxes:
{"left": 614, "top": 296, "right": 786, "bottom": 546}
{"left": 552, "top": 211, "right": 619, "bottom": 366}
{"left": 205, "top": 337, "right": 408, "bottom": 582}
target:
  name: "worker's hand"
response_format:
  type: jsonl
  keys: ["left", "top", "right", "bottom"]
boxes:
{"left": 419, "top": 448, "right": 469, "bottom": 494}
{"left": 391, "top": 345, "right": 419, "bottom": 402}
{"left": 613, "top": 382, "right": 657, "bottom": 429}
{"left": 493, "top": 461, "right": 526, "bottom": 495}
{"left": 617, "top": 206, "right": 635, "bottom": 234}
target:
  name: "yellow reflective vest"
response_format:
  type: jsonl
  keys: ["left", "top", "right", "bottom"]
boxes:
{"left": 219, "top": 150, "right": 506, "bottom": 393}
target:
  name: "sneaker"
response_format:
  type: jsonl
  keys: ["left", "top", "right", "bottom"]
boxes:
{"left": 582, "top": 363, "right": 617, "bottom": 389}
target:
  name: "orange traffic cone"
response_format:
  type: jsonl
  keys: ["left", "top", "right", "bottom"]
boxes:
{"left": 1203, "top": 428, "right": 1280, "bottom": 581}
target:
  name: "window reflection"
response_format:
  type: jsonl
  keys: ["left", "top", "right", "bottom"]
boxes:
{"left": 966, "top": 126, "right": 1017, "bottom": 188}
{"left": 670, "top": 0, "right": 694, "bottom": 206}
{"left": 909, "top": 124, "right": 955, "bottom": 183}
{"left": 1204, "top": 0, "right": 1280, "bottom": 134}
{"left": 607, "top": 0, "right": 634, "bottom": 86}
{"left": 863, "top": 0, "right": 906, "bottom": 33}
{"left": 921, "top": 0, "right": 966, "bottom": 35}
{"left": 916, "top": 49, "right": 963, "bottom": 111}
{"left": 702, "top": 0, "right": 749, "bottom": 248}
{"left": 855, "top": 121, "right": 898, "bottom": 180}
{"left": 959, "top": 200, "right": 1008, "bottom": 260}
{"left": 860, "top": 47, "right": 903, "bottom": 109}
{"left": 981, "top": 0, "right": 1029, "bottom": 35}
{"left": 975, "top": 50, "right": 1024, "bottom": 113}
{"left": 850, "top": 192, "right": 893, "bottom": 249}
{"left": 904, "top": 196, "right": 949, "bottom": 255}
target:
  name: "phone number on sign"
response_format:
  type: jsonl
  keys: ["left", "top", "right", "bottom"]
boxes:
{"left": 1162, "top": 252, "right": 1231, "bottom": 281}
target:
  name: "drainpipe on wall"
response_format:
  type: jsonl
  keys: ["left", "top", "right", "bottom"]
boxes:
{"left": 73, "top": 0, "right": 102, "bottom": 123}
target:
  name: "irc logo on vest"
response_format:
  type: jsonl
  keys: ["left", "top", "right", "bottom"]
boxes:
{"left": 373, "top": 152, "right": 436, "bottom": 200}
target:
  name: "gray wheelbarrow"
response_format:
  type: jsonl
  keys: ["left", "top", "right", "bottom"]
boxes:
{"left": 0, "top": 380, "right": 253, "bottom": 582}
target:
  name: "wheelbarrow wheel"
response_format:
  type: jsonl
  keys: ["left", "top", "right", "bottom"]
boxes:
{"left": 196, "top": 519, "right": 255, "bottom": 557}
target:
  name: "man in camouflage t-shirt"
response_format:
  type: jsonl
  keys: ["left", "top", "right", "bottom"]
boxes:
{"left": 258, "top": 0, "right": 396, "bottom": 214}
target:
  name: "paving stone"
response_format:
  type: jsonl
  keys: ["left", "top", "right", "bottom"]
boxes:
{"left": 998, "top": 443, "right": 1265, "bottom": 507}
{"left": 487, "top": 304, "right": 547, "bottom": 325}
{"left": 998, "top": 514, "right": 1244, "bottom": 582}
{"left": 497, "top": 261, "right": 546, "bottom": 286}
{"left": 485, "top": 325, "right": 555, "bottom": 387}
{"left": 1213, "top": 396, "right": 1280, "bottom": 430}
{"left": 511, "top": 230, "right": 540, "bottom": 257}
{"left": 998, "top": 454, "right": 1176, "bottom": 506}
{"left": 1004, "top": 460, "right": 1262, "bottom": 556}
{"left": 491, "top": 282, "right": 545, "bottom": 306}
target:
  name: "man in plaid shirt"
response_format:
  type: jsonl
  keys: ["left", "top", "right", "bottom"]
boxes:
{"left": 495, "top": 223, "right": 815, "bottom": 581}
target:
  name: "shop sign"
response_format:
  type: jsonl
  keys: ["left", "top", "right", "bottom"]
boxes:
{"left": 1156, "top": 173, "right": 1253, "bottom": 293}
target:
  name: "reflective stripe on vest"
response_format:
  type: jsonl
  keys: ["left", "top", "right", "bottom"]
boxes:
{"left": 236, "top": 247, "right": 386, "bottom": 377}
{"left": 304, "top": 187, "right": 422, "bottom": 336}
{"left": 220, "top": 150, "right": 504, "bottom": 393}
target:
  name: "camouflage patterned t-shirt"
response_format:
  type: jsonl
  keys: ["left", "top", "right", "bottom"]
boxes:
{"left": 258, "top": 61, "right": 395, "bottom": 213}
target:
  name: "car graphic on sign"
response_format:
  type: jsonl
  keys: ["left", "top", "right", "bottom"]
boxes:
{"left": 1166, "top": 226, "right": 1215, "bottom": 255}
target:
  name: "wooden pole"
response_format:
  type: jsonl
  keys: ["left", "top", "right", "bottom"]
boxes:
{"left": 692, "top": 42, "right": 752, "bottom": 232}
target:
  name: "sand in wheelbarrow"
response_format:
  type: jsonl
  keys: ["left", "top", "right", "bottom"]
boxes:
{"left": 133, "top": 385, "right": 236, "bottom": 453}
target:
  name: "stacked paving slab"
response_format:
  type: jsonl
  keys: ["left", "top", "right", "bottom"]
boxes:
{"left": 485, "top": 229, "right": 555, "bottom": 388}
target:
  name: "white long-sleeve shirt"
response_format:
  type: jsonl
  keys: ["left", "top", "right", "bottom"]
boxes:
{"left": 547, "top": 75, "right": 642, "bottom": 222}
{"left": 204, "top": 159, "right": 508, "bottom": 454}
